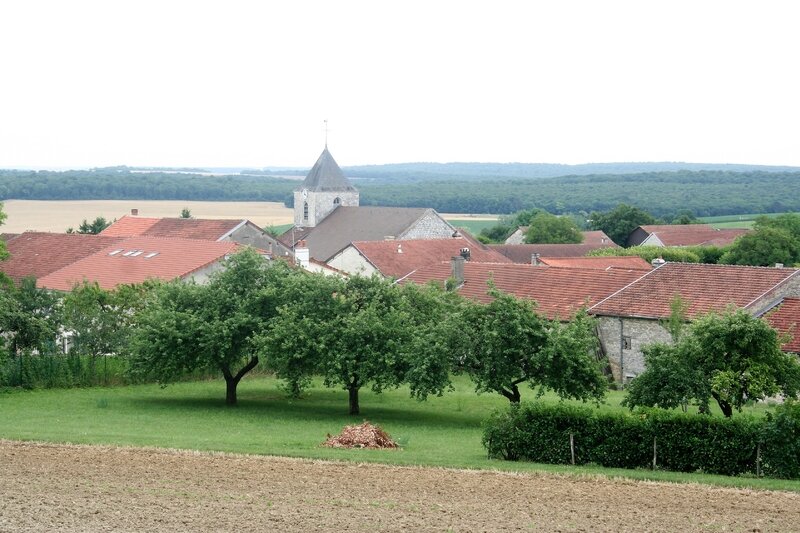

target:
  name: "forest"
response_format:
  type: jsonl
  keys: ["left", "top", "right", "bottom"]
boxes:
{"left": 2, "top": 167, "right": 800, "bottom": 218}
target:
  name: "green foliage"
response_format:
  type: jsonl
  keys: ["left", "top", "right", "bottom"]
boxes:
{"left": 720, "top": 214, "right": 800, "bottom": 266}
{"left": 483, "top": 402, "right": 772, "bottom": 477}
{"left": 588, "top": 245, "right": 701, "bottom": 263}
{"left": 71, "top": 216, "right": 111, "bottom": 235}
{"left": 0, "top": 278, "right": 61, "bottom": 356}
{"left": 624, "top": 308, "right": 800, "bottom": 417}
{"left": 129, "top": 249, "right": 294, "bottom": 405}
{"left": 179, "top": 207, "right": 192, "bottom": 218}
{"left": 670, "top": 210, "right": 699, "bottom": 225}
{"left": 762, "top": 401, "right": 800, "bottom": 479}
{"left": 456, "top": 291, "right": 606, "bottom": 404}
{"left": 0, "top": 202, "right": 8, "bottom": 262}
{"left": 523, "top": 212, "right": 582, "bottom": 244}
{"left": 589, "top": 204, "right": 657, "bottom": 246}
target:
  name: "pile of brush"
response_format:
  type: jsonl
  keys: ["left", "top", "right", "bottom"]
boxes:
{"left": 322, "top": 421, "right": 399, "bottom": 449}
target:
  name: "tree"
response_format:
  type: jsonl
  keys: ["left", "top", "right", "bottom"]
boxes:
{"left": 589, "top": 204, "right": 657, "bottom": 246}
{"left": 456, "top": 290, "right": 606, "bottom": 404}
{"left": 130, "top": 249, "right": 293, "bottom": 405}
{"left": 0, "top": 277, "right": 62, "bottom": 357}
{"left": 0, "top": 202, "right": 8, "bottom": 263}
{"left": 179, "top": 207, "right": 192, "bottom": 218}
{"left": 72, "top": 216, "right": 111, "bottom": 235}
{"left": 624, "top": 308, "right": 800, "bottom": 417}
{"left": 265, "top": 275, "right": 451, "bottom": 414}
{"left": 720, "top": 227, "right": 800, "bottom": 266}
{"left": 523, "top": 212, "right": 583, "bottom": 244}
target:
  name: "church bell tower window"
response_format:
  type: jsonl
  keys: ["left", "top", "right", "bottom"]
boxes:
{"left": 303, "top": 202, "right": 309, "bottom": 221}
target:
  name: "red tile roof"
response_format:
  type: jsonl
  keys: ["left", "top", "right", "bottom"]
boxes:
{"left": 589, "top": 262, "right": 799, "bottom": 320}
{"left": 539, "top": 256, "right": 652, "bottom": 271}
{"left": 581, "top": 230, "right": 615, "bottom": 245}
{"left": 403, "top": 262, "right": 643, "bottom": 320}
{"left": 100, "top": 216, "right": 161, "bottom": 236}
{"left": 350, "top": 238, "right": 510, "bottom": 279}
{"left": 0, "top": 232, "right": 124, "bottom": 284}
{"left": 37, "top": 236, "right": 239, "bottom": 291}
{"left": 102, "top": 216, "right": 246, "bottom": 240}
{"left": 490, "top": 242, "right": 618, "bottom": 263}
{"left": 638, "top": 224, "right": 750, "bottom": 247}
{"left": 765, "top": 298, "right": 800, "bottom": 353}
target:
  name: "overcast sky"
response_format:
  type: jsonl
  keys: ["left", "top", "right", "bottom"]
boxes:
{"left": 1, "top": 1, "right": 798, "bottom": 169}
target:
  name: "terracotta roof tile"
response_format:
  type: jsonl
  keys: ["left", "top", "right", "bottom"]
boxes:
{"left": 0, "top": 232, "right": 124, "bottom": 284}
{"left": 589, "top": 262, "right": 799, "bottom": 320}
{"left": 637, "top": 224, "right": 750, "bottom": 247}
{"left": 490, "top": 242, "right": 618, "bottom": 263}
{"left": 581, "top": 230, "right": 615, "bottom": 245}
{"left": 539, "top": 256, "right": 652, "bottom": 271}
{"left": 765, "top": 297, "right": 800, "bottom": 353}
{"left": 350, "top": 238, "right": 510, "bottom": 279}
{"left": 37, "top": 236, "right": 239, "bottom": 291}
{"left": 100, "top": 216, "right": 161, "bottom": 236}
{"left": 403, "top": 262, "right": 643, "bottom": 320}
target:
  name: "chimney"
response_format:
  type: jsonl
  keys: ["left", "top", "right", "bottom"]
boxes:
{"left": 775, "top": 263, "right": 784, "bottom": 268}
{"left": 131, "top": 208, "right": 139, "bottom": 216}
{"left": 294, "top": 239, "right": 310, "bottom": 269}
{"left": 531, "top": 252, "right": 541, "bottom": 266}
{"left": 460, "top": 247, "right": 471, "bottom": 261}
{"left": 451, "top": 256, "right": 465, "bottom": 287}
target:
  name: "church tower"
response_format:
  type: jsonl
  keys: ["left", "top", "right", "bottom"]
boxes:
{"left": 294, "top": 147, "right": 359, "bottom": 227}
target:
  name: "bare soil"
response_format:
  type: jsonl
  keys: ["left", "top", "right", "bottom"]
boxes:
{"left": 1, "top": 200, "right": 294, "bottom": 234}
{"left": 1, "top": 441, "right": 798, "bottom": 532}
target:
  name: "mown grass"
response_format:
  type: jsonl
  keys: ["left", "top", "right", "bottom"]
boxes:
{"left": 1, "top": 375, "right": 796, "bottom": 492}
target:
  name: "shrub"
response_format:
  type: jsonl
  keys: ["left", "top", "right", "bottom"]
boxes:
{"left": 762, "top": 401, "right": 800, "bottom": 479}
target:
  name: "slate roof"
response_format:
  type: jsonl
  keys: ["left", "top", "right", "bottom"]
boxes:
{"left": 298, "top": 147, "right": 357, "bottom": 192}
{"left": 634, "top": 224, "right": 750, "bottom": 247}
{"left": 403, "top": 262, "right": 643, "bottom": 320}
{"left": 280, "top": 206, "right": 454, "bottom": 262}
{"left": 538, "top": 256, "right": 652, "bottom": 271}
{"left": 490, "top": 242, "right": 618, "bottom": 263}
{"left": 764, "top": 297, "right": 800, "bottom": 353}
{"left": 349, "top": 238, "right": 510, "bottom": 279}
{"left": 102, "top": 216, "right": 247, "bottom": 240}
{"left": 589, "top": 262, "right": 800, "bottom": 320}
{"left": 0, "top": 232, "right": 124, "bottom": 284}
{"left": 37, "top": 236, "right": 239, "bottom": 291}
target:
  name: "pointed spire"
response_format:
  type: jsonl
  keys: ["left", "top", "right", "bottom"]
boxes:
{"left": 299, "top": 147, "right": 357, "bottom": 192}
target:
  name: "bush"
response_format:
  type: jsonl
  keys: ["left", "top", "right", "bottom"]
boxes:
{"left": 483, "top": 402, "right": 781, "bottom": 477}
{"left": 762, "top": 401, "right": 800, "bottom": 479}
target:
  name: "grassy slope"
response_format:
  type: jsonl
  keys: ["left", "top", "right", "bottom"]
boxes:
{"left": 1, "top": 375, "right": 796, "bottom": 492}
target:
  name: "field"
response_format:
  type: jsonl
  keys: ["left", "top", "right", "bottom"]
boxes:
{"left": 699, "top": 212, "right": 793, "bottom": 229}
{"left": 3, "top": 440, "right": 799, "bottom": 532}
{"left": 0, "top": 199, "right": 295, "bottom": 234}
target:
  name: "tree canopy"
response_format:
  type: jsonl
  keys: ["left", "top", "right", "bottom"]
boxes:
{"left": 624, "top": 308, "right": 800, "bottom": 417}
{"left": 589, "top": 204, "right": 657, "bottom": 246}
{"left": 523, "top": 212, "right": 583, "bottom": 244}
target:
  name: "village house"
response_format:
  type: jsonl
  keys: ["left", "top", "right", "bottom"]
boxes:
{"left": 505, "top": 228, "right": 614, "bottom": 246}
{"left": 589, "top": 262, "right": 800, "bottom": 383}
{"left": 764, "top": 297, "right": 800, "bottom": 354}
{"left": 490, "top": 241, "right": 619, "bottom": 263}
{"left": 326, "top": 236, "right": 510, "bottom": 279}
{"left": 101, "top": 212, "right": 291, "bottom": 257}
{"left": 626, "top": 224, "right": 749, "bottom": 248}
{"left": 279, "top": 148, "right": 458, "bottom": 262}
{"left": 402, "top": 259, "right": 644, "bottom": 320}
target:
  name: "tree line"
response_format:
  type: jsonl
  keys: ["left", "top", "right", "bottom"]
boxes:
{"left": 3, "top": 168, "right": 800, "bottom": 218}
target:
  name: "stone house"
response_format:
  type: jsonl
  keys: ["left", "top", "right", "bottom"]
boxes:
{"left": 589, "top": 262, "right": 800, "bottom": 383}
{"left": 504, "top": 228, "right": 614, "bottom": 246}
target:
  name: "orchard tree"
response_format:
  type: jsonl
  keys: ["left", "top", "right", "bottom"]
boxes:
{"left": 624, "top": 308, "right": 800, "bottom": 417}
{"left": 0, "top": 277, "right": 62, "bottom": 357}
{"left": 523, "top": 212, "right": 582, "bottom": 244}
{"left": 456, "top": 290, "right": 606, "bottom": 404}
{"left": 589, "top": 204, "right": 657, "bottom": 246}
{"left": 720, "top": 226, "right": 800, "bottom": 267}
{"left": 130, "top": 249, "right": 296, "bottom": 405}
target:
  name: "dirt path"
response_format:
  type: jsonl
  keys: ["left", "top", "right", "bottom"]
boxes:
{"left": 1, "top": 440, "right": 797, "bottom": 532}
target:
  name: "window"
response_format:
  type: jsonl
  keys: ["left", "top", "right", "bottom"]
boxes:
{"left": 108, "top": 249, "right": 123, "bottom": 256}
{"left": 622, "top": 336, "right": 632, "bottom": 350}
{"left": 303, "top": 202, "right": 309, "bottom": 220}
{"left": 144, "top": 252, "right": 159, "bottom": 258}
{"left": 333, "top": 197, "right": 341, "bottom": 206}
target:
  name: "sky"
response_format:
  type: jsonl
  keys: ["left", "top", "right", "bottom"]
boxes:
{"left": 1, "top": 1, "right": 799, "bottom": 169}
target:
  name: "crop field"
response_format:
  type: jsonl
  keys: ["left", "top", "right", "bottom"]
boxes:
{"left": 699, "top": 212, "right": 793, "bottom": 229}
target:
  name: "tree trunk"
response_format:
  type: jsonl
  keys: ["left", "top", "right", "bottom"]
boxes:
{"left": 348, "top": 377, "right": 360, "bottom": 415}
{"left": 500, "top": 383, "right": 522, "bottom": 404}
{"left": 221, "top": 356, "right": 259, "bottom": 406}
{"left": 712, "top": 392, "right": 733, "bottom": 418}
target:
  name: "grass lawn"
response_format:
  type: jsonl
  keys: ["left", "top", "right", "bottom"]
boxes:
{"left": 445, "top": 218, "right": 499, "bottom": 235}
{"left": 1, "top": 374, "right": 796, "bottom": 492}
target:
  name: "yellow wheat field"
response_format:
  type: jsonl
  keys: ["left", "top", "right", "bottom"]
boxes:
{"left": 0, "top": 200, "right": 295, "bottom": 233}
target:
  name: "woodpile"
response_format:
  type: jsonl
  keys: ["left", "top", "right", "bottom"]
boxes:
{"left": 322, "top": 421, "right": 399, "bottom": 449}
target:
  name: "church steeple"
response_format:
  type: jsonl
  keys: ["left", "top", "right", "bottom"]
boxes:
{"left": 294, "top": 147, "right": 360, "bottom": 228}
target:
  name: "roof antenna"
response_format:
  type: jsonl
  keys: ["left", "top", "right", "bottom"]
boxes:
{"left": 324, "top": 119, "right": 328, "bottom": 148}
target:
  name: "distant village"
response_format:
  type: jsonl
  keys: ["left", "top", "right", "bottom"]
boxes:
{"left": 2, "top": 147, "right": 798, "bottom": 384}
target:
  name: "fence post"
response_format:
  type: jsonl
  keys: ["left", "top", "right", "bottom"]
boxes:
{"left": 756, "top": 442, "right": 762, "bottom": 478}
{"left": 570, "top": 432, "right": 575, "bottom": 465}
{"left": 652, "top": 436, "right": 657, "bottom": 470}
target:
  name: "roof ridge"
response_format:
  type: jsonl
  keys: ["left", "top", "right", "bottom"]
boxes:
{"left": 587, "top": 262, "right": 664, "bottom": 312}
{"left": 744, "top": 269, "right": 800, "bottom": 310}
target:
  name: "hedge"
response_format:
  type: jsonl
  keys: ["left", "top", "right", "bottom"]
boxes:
{"left": 483, "top": 402, "right": 800, "bottom": 479}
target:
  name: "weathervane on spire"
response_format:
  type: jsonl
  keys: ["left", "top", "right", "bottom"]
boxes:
{"left": 324, "top": 119, "right": 329, "bottom": 148}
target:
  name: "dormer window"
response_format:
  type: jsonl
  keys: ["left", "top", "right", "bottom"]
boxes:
{"left": 303, "top": 202, "right": 309, "bottom": 221}
{"left": 333, "top": 197, "right": 341, "bottom": 206}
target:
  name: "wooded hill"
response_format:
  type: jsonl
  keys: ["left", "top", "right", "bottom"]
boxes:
{"left": 2, "top": 167, "right": 800, "bottom": 218}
